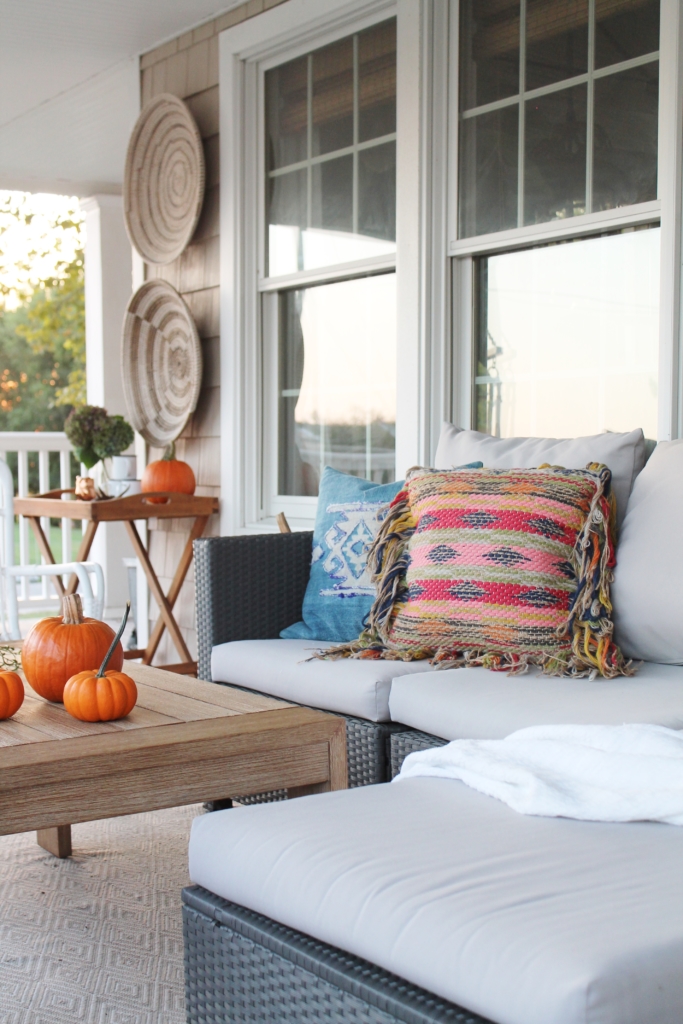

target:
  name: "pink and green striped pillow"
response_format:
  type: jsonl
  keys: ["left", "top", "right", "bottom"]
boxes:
{"left": 330, "top": 465, "right": 631, "bottom": 678}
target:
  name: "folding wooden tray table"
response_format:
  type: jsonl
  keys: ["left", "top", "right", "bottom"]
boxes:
{"left": 13, "top": 489, "right": 219, "bottom": 675}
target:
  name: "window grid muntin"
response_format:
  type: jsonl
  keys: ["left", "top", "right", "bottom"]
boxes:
{"left": 459, "top": 0, "right": 659, "bottom": 232}
{"left": 267, "top": 34, "right": 397, "bottom": 256}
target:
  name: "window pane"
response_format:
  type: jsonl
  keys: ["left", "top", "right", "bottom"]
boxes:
{"left": 359, "top": 20, "right": 396, "bottom": 142}
{"left": 525, "top": 0, "right": 588, "bottom": 92}
{"left": 459, "top": 107, "right": 518, "bottom": 238}
{"left": 312, "top": 37, "right": 353, "bottom": 157}
{"left": 595, "top": 0, "right": 660, "bottom": 70}
{"left": 459, "top": 0, "right": 520, "bottom": 111}
{"left": 524, "top": 84, "right": 587, "bottom": 225}
{"left": 311, "top": 154, "right": 353, "bottom": 233}
{"left": 268, "top": 169, "right": 306, "bottom": 277}
{"left": 475, "top": 229, "right": 660, "bottom": 440}
{"left": 266, "top": 19, "right": 396, "bottom": 276}
{"left": 279, "top": 275, "right": 396, "bottom": 496}
{"left": 266, "top": 56, "right": 308, "bottom": 172}
{"left": 358, "top": 141, "right": 396, "bottom": 241}
{"left": 593, "top": 63, "right": 658, "bottom": 211}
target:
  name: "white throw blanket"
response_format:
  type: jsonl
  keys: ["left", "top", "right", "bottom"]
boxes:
{"left": 395, "top": 723, "right": 683, "bottom": 825}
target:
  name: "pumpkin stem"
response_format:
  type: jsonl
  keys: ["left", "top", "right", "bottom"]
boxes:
{"left": 163, "top": 442, "right": 176, "bottom": 461}
{"left": 62, "top": 594, "right": 85, "bottom": 625}
{"left": 97, "top": 601, "right": 130, "bottom": 677}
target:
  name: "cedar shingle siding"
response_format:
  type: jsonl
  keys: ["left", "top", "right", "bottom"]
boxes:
{"left": 140, "top": 0, "right": 289, "bottom": 663}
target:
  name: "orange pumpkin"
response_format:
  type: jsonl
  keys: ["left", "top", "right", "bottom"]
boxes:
{"left": 141, "top": 442, "right": 196, "bottom": 504}
{"left": 64, "top": 670, "right": 137, "bottom": 722}
{"left": 0, "top": 671, "right": 24, "bottom": 719}
{"left": 22, "top": 594, "right": 124, "bottom": 703}
{"left": 63, "top": 601, "right": 136, "bottom": 722}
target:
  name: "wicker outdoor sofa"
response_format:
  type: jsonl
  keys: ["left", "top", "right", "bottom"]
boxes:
{"left": 184, "top": 432, "right": 683, "bottom": 1024}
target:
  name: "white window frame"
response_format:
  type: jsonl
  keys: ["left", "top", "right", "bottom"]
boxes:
{"left": 259, "top": 11, "right": 398, "bottom": 526}
{"left": 219, "top": 0, "right": 447, "bottom": 535}
{"left": 448, "top": 0, "right": 683, "bottom": 444}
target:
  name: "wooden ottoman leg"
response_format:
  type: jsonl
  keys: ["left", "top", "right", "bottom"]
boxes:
{"left": 36, "top": 825, "right": 72, "bottom": 858}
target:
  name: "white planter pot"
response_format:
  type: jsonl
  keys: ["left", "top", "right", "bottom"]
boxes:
{"left": 109, "top": 455, "right": 137, "bottom": 480}
{"left": 106, "top": 478, "right": 141, "bottom": 498}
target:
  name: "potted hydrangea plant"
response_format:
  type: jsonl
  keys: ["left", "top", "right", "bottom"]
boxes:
{"left": 64, "top": 405, "right": 136, "bottom": 497}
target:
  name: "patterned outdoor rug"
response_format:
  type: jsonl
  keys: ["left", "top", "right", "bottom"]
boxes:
{"left": 0, "top": 803, "right": 201, "bottom": 1024}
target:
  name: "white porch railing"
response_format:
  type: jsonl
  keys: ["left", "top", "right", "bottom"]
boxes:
{"left": 0, "top": 431, "right": 76, "bottom": 613}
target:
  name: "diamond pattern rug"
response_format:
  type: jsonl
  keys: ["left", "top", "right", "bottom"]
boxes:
{"left": 0, "top": 803, "right": 200, "bottom": 1024}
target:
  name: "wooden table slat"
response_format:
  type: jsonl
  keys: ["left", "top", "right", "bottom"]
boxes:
{"left": 0, "top": 718, "right": 56, "bottom": 746}
{"left": 14, "top": 694, "right": 121, "bottom": 740}
{"left": 132, "top": 685, "right": 239, "bottom": 722}
{"left": 125, "top": 663, "right": 291, "bottom": 714}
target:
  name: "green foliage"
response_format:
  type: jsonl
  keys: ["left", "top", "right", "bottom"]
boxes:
{"left": 0, "top": 196, "right": 86, "bottom": 433}
{"left": 93, "top": 415, "right": 135, "bottom": 460}
{"left": 64, "top": 405, "right": 108, "bottom": 468}
{"left": 0, "top": 304, "right": 82, "bottom": 431}
{"left": 64, "top": 405, "right": 134, "bottom": 468}
{"left": 15, "top": 249, "right": 86, "bottom": 408}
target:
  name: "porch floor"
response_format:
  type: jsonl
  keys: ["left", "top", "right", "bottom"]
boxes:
{"left": 0, "top": 803, "right": 198, "bottom": 1023}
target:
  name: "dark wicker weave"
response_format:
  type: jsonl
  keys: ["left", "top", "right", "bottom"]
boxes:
{"left": 390, "top": 730, "right": 447, "bottom": 778}
{"left": 194, "top": 533, "right": 314, "bottom": 683}
{"left": 194, "top": 533, "right": 405, "bottom": 793}
{"left": 183, "top": 885, "right": 494, "bottom": 1024}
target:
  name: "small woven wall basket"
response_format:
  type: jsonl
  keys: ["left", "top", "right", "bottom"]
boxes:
{"left": 124, "top": 93, "right": 205, "bottom": 265}
{"left": 122, "top": 280, "right": 203, "bottom": 447}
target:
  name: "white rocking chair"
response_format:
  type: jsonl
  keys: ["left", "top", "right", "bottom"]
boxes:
{"left": 0, "top": 460, "right": 104, "bottom": 640}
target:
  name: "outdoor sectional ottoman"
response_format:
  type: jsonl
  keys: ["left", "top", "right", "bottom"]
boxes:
{"left": 184, "top": 777, "right": 683, "bottom": 1024}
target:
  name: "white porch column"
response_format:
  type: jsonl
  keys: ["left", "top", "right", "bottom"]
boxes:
{"left": 81, "top": 194, "right": 134, "bottom": 618}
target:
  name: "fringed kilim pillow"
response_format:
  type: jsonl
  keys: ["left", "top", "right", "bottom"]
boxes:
{"left": 326, "top": 465, "right": 632, "bottom": 678}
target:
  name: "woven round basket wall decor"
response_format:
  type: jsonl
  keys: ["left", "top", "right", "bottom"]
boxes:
{"left": 122, "top": 281, "right": 203, "bottom": 447}
{"left": 124, "top": 94, "right": 205, "bottom": 265}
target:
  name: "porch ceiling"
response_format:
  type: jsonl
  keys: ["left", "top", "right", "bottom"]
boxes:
{"left": 0, "top": 0, "right": 242, "bottom": 197}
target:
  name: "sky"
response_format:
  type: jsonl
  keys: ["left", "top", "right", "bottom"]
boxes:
{"left": 0, "top": 191, "right": 83, "bottom": 310}
{"left": 481, "top": 227, "right": 660, "bottom": 439}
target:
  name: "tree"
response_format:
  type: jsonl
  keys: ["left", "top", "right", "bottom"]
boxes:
{"left": 0, "top": 250, "right": 85, "bottom": 431}
{"left": 0, "top": 193, "right": 85, "bottom": 431}
{"left": 14, "top": 247, "right": 86, "bottom": 410}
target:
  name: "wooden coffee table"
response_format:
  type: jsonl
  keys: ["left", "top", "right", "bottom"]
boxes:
{"left": 0, "top": 663, "right": 347, "bottom": 858}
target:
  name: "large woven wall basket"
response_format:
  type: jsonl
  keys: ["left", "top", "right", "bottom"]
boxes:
{"left": 122, "top": 280, "right": 203, "bottom": 448}
{"left": 124, "top": 93, "right": 205, "bottom": 265}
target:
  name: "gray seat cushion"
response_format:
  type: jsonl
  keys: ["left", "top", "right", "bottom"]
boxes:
{"left": 210, "top": 639, "right": 432, "bottom": 722}
{"left": 388, "top": 661, "right": 683, "bottom": 739}
{"left": 189, "top": 778, "right": 683, "bottom": 1024}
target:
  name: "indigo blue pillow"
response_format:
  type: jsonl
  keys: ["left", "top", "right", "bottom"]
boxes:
{"left": 281, "top": 468, "right": 405, "bottom": 642}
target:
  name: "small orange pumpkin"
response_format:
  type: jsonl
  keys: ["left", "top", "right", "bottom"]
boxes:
{"left": 22, "top": 595, "right": 124, "bottom": 703}
{"left": 141, "top": 442, "right": 196, "bottom": 504}
{"left": 63, "top": 602, "right": 137, "bottom": 722}
{"left": 0, "top": 671, "right": 24, "bottom": 719}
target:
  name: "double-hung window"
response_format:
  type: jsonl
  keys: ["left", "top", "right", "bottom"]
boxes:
{"left": 261, "top": 17, "right": 397, "bottom": 523}
{"left": 452, "top": 0, "right": 663, "bottom": 441}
